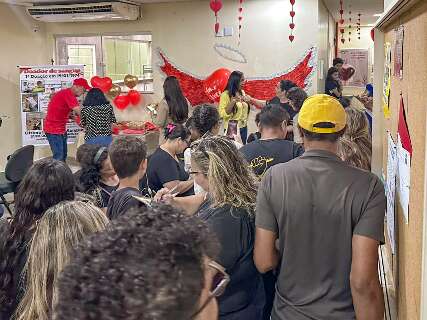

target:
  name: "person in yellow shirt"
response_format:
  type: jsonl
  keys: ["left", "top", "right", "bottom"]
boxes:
{"left": 219, "top": 71, "right": 265, "bottom": 144}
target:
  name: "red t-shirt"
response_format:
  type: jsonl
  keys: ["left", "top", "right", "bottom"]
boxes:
{"left": 43, "top": 88, "right": 79, "bottom": 134}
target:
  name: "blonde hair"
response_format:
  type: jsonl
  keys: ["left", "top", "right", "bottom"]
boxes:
{"left": 338, "top": 107, "right": 372, "bottom": 171}
{"left": 15, "top": 201, "right": 109, "bottom": 320}
{"left": 191, "top": 136, "right": 257, "bottom": 213}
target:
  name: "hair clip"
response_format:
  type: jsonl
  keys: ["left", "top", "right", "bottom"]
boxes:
{"left": 166, "top": 123, "right": 176, "bottom": 133}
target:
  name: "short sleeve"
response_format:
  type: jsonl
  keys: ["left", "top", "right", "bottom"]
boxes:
{"left": 156, "top": 156, "right": 180, "bottom": 185}
{"left": 256, "top": 171, "right": 279, "bottom": 234}
{"left": 65, "top": 90, "right": 79, "bottom": 110}
{"left": 219, "top": 91, "right": 232, "bottom": 120}
{"left": 353, "top": 177, "right": 386, "bottom": 243}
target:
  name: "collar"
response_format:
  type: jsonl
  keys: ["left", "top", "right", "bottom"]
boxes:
{"left": 301, "top": 149, "right": 342, "bottom": 161}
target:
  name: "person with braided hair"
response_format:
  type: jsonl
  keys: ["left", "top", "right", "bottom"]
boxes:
{"left": 338, "top": 107, "right": 372, "bottom": 171}
{"left": 0, "top": 159, "right": 75, "bottom": 319}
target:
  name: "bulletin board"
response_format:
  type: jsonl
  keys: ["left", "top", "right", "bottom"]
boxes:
{"left": 380, "top": 1, "right": 427, "bottom": 319}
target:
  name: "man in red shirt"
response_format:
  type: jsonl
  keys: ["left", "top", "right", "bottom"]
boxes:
{"left": 44, "top": 78, "right": 91, "bottom": 161}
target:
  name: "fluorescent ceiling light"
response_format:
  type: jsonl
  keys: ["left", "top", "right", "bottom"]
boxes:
{"left": 373, "top": 13, "right": 382, "bottom": 17}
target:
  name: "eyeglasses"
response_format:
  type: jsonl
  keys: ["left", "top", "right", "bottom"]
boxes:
{"left": 191, "top": 261, "right": 230, "bottom": 319}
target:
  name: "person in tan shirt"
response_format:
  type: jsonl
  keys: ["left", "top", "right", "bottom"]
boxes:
{"left": 151, "top": 76, "right": 191, "bottom": 145}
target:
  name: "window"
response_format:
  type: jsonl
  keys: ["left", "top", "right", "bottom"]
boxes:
{"left": 55, "top": 34, "right": 153, "bottom": 92}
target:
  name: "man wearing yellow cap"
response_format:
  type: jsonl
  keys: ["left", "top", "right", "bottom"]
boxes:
{"left": 254, "top": 94, "right": 385, "bottom": 320}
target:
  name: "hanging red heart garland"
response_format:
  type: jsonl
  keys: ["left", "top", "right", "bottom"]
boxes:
{"left": 238, "top": 0, "right": 244, "bottom": 45}
{"left": 289, "top": 0, "right": 296, "bottom": 42}
{"left": 209, "top": 0, "right": 223, "bottom": 34}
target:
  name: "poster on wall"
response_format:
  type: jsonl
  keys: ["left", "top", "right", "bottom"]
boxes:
{"left": 19, "top": 65, "right": 84, "bottom": 146}
{"left": 386, "top": 132, "right": 397, "bottom": 254}
{"left": 383, "top": 43, "right": 392, "bottom": 118}
{"left": 338, "top": 49, "right": 369, "bottom": 87}
{"left": 394, "top": 26, "right": 404, "bottom": 79}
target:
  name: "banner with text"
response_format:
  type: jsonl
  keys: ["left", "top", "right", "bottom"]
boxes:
{"left": 19, "top": 65, "right": 84, "bottom": 146}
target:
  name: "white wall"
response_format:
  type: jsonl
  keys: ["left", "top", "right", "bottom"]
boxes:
{"left": 0, "top": 3, "right": 49, "bottom": 170}
{"left": 317, "top": 0, "right": 331, "bottom": 92}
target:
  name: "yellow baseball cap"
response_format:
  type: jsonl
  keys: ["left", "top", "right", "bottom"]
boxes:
{"left": 298, "top": 94, "right": 346, "bottom": 134}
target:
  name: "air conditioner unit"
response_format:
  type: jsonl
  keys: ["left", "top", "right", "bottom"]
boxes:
{"left": 26, "top": 1, "right": 140, "bottom": 22}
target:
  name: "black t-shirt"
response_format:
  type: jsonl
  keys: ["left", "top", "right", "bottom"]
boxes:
{"left": 240, "top": 139, "right": 304, "bottom": 178}
{"left": 268, "top": 97, "right": 297, "bottom": 119}
{"left": 106, "top": 187, "right": 145, "bottom": 220}
{"left": 325, "top": 80, "right": 341, "bottom": 98}
{"left": 197, "top": 200, "right": 264, "bottom": 318}
{"left": 146, "top": 148, "right": 194, "bottom": 197}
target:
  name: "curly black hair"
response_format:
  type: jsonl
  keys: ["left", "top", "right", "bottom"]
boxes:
{"left": 0, "top": 159, "right": 75, "bottom": 317}
{"left": 192, "top": 104, "right": 220, "bottom": 136}
{"left": 54, "top": 204, "right": 219, "bottom": 320}
{"left": 75, "top": 144, "right": 108, "bottom": 193}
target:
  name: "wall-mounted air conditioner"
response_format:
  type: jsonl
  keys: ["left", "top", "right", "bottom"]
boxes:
{"left": 26, "top": 1, "right": 140, "bottom": 22}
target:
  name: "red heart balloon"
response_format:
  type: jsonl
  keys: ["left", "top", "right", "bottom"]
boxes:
{"left": 289, "top": 35, "right": 295, "bottom": 42}
{"left": 290, "top": 0, "right": 295, "bottom": 4}
{"left": 90, "top": 76, "right": 113, "bottom": 93}
{"left": 340, "top": 65, "right": 356, "bottom": 81}
{"left": 113, "top": 94, "right": 130, "bottom": 110}
{"left": 209, "top": 0, "right": 222, "bottom": 13}
{"left": 289, "top": 23, "right": 295, "bottom": 29}
{"left": 203, "top": 68, "right": 231, "bottom": 102}
{"left": 128, "top": 90, "right": 141, "bottom": 105}
{"left": 290, "top": 11, "right": 295, "bottom": 17}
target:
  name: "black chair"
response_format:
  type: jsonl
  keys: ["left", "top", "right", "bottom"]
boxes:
{"left": 0, "top": 145, "right": 34, "bottom": 214}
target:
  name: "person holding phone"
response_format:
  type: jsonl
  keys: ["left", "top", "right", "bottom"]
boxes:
{"left": 219, "top": 71, "right": 264, "bottom": 144}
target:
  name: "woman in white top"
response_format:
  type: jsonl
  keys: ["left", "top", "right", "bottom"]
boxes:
{"left": 151, "top": 76, "right": 191, "bottom": 144}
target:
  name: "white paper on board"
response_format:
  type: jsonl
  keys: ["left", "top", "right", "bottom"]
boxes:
{"left": 386, "top": 132, "right": 397, "bottom": 254}
{"left": 397, "top": 135, "right": 411, "bottom": 224}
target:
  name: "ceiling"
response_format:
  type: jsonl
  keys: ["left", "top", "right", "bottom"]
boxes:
{"left": 322, "top": 0, "right": 384, "bottom": 26}
{"left": 0, "top": 0, "right": 189, "bottom": 5}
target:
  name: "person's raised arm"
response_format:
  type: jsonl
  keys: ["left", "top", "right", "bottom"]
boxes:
{"left": 350, "top": 235, "right": 384, "bottom": 320}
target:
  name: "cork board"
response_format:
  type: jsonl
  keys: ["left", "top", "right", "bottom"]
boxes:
{"left": 381, "top": 2, "right": 427, "bottom": 319}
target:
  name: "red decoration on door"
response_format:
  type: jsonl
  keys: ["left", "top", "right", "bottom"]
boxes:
{"left": 289, "top": 0, "right": 296, "bottom": 42}
{"left": 159, "top": 48, "right": 315, "bottom": 105}
{"left": 209, "top": 0, "right": 223, "bottom": 34}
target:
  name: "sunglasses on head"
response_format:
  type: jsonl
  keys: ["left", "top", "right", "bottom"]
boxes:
{"left": 191, "top": 261, "right": 230, "bottom": 319}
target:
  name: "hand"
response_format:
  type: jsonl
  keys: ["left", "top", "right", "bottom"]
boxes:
{"left": 153, "top": 188, "right": 175, "bottom": 204}
{"left": 242, "top": 95, "right": 252, "bottom": 103}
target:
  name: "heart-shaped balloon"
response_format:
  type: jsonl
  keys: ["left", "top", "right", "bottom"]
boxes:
{"left": 289, "top": 23, "right": 295, "bottom": 29}
{"left": 290, "top": 0, "right": 295, "bottom": 4}
{"left": 290, "top": 11, "right": 295, "bottom": 17}
{"left": 340, "top": 64, "right": 356, "bottom": 81}
{"left": 209, "top": 0, "right": 222, "bottom": 13}
{"left": 124, "top": 74, "right": 139, "bottom": 89}
{"left": 203, "top": 68, "right": 231, "bottom": 102}
{"left": 128, "top": 90, "right": 142, "bottom": 105}
{"left": 107, "top": 84, "right": 121, "bottom": 98}
{"left": 289, "top": 35, "right": 295, "bottom": 42}
{"left": 113, "top": 94, "right": 130, "bottom": 110}
{"left": 90, "top": 76, "right": 113, "bottom": 93}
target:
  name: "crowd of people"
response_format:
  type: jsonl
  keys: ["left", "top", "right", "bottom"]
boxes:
{"left": 0, "top": 67, "right": 384, "bottom": 320}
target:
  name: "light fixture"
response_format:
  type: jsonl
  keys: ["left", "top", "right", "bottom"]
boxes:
{"left": 373, "top": 13, "right": 382, "bottom": 17}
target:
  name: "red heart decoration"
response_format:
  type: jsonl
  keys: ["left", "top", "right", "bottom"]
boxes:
{"left": 289, "top": 35, "right": 295, "bottom": 42}
{"left": 128, "top": 90, "right": 142, "bottom": 105}
{"left": 371, "top": 28, "right": 375, "bottom": 41}
{"left": 290, "top": 11, "right": 295, "bottom": 17}
{"left": 238, "top": 16, "right": 242, "bottom": 20}
{"left": 239, "top": 0, "right": 243, "bottom": 3}
{"left": 341, "top": 38, "right": 345, "bottom": 44}
{"left": 239, "top": 7, "right": 243, "bottom": 12}
{"left": 289, "top": 23, "right": 295, "bottom": 29}
{"left": 339, "top": 19, "right": 344, "bottom": 24}
{"left": 90, "top": 76, "right": 113, "bottom": 93}
{"left": 340, "top": 28, "right": 344, "bottom": 33}
{"left": 215, "top": 22, "right": 220, "bottom": 34}
{"left": 290, "top": 0, "right": 295, "bottom": 4}
{"left": 203, "top": 68, "right": 231, "bottom": 102}
{"left": 209, "top": 0, "right": 222, "bottom": 13}
{"left": 339, "top": 9, "right": 344, "bottom": 14}
{"left": 113, "top": 95, "right": 130, "bottom": 110}
{"left": 239, "top": 25, "right": 242, "bottom": 29}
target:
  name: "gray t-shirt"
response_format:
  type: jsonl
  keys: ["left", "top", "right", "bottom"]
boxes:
{"left": 256, "top": 149, "right": 385, "bottom": 320}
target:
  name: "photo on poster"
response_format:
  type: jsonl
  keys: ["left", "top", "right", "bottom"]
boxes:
{"left": 25, "top": 112, "right": 44, "bottom": 131}
{"left": 45, "top": 83, "right": 62, "bottom": 98}
{"left": 21, "top": 80, "right": 46, "bottom": 93}
{"left": 21, "top": 93, "right": 39, "bottom": 112}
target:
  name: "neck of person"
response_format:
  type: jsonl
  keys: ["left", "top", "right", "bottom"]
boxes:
{"left": 260, "top": 128, "right": 286, "bottom": 140}
{"left": 101, "top": 174, "right": 119, "bottom": 186}
{"left": 161, "top": 140, "right": 178, "bottom": 158}
{"left": 303, "top": 140, "right": 339, "bottom": 155}
{"left": 117, "top": 174, "right": 140, "bottom": 191}
{"left": 279, "top": 95, "right": 288, "bottom": 104}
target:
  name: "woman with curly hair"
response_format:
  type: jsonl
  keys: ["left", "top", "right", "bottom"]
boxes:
{"left": 75, "top": 144, "right": 119, "bottom": 210}
{"left": 15, "top": 201, "right": 108, "bottom": 320}
{"left": 0, "top": 159, "right": 75, "bottom": 319}
{"left": 157, "top": 136, "right": 265, "bottom": 319}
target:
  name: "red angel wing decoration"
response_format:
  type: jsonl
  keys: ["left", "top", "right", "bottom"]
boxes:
{"left": 159, "top": 47, "right": 315, "bottom": 106}
{"left": 243, "top": 47, "right": 315, "bottom": 101}
{"left": 159, "top": 51, "right": 209, "bottom": 106}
